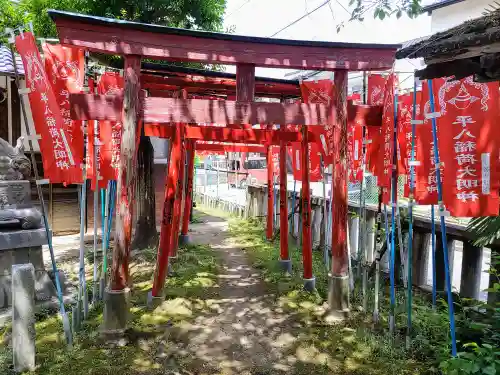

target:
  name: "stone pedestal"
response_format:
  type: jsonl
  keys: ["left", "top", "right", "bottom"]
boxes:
{"left": 102, "top": 288, "right": 130, "bottom": 335}
{"left": 0, "top": 228, "right": 54, "bottom": 308}
{"left": 12, "top": 264, "right": 35, "bottom": 372}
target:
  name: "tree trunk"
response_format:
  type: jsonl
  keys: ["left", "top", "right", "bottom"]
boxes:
{"left": 131, "top": 135, "right": 158, "bottom": 249}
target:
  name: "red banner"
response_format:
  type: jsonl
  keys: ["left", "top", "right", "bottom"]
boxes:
{"left": 97, "top": 72, "right": 124, "bottom": 186}
{"left": 400, "top": 91, "right": 422, "bottom": 198}
{"left": 376, "top": 74, "right": 396, "bottom": 200}
{"left": 290, "top": 141, "right": 322, "bottom": 182}
{"left": 42, "top": 43, "right": 85, "bottom": 179}
{"left": 433, "top": 76, "right": 500, "bottom": 217}
{"left": 366, "top": 125, "right": 382, "bottom": 178}
{"left": 300, "top": 80, "right": 335, "bottom": 154}
{"left": 414, "top": 83, "right": 439, "bottom": 205}
{"left": 348, "top": 123, "right": 363, "bottom": 182}
{"left": 368, "top": 74, "right": 387, "bottom": 106}
{"left": 16, "top": 33, "right": 81, "bottom": 183}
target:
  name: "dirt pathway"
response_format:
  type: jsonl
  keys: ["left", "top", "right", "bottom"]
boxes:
{"left": 158, "top": 212, "right": 312, "bottom": 375}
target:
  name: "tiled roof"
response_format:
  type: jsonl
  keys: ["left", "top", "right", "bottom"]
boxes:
{"left": 0, "top": 45, "right": 25, "bottom": 76}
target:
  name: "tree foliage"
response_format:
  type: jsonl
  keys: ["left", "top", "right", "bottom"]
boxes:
{"left": 1, "top": 0, "right": 226, "bottom": 38}
{"left": 349, "top": 0, "right": 422, "bottom": 22}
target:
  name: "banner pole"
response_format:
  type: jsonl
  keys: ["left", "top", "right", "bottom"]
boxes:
{"left": 291, "top": 179, "right": 296, "bottom": 237}
{"left": 356, "top": 125, "right": 368, "bottom": 309}
{"left": 100, "top": 181, "right": 110, "bottom": 298}
{"left": 427, "top": 79, "right": 457, "bottom": 357}
{"left": 389, "top": 87, "right": 398, "bottom": 335}
{"left": 321, "top": 155, "right": 329, "bottom": 271}
{"left": 91, "top": 79, "right": 100, "bottom": 304}
{"left": 406, "top": 77, "right": 418, "bottom": 349}
{"left": 431, "top": 203, "right": 437, "bottom": 309}
{"left": 9, "top": 44, "right": 72, "bottom": 347}
{"left": 372, "top": 190, "right": 383, "bottom": 324}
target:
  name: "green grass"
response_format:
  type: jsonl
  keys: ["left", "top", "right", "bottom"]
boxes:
{"left": 0, "top": 242, "right": 220, "bottom": 375}
{"left": 224, "top": 213, "right": 444, "bottom": 375}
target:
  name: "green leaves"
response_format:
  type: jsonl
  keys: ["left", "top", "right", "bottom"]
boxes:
{"left": 348, "top": 0, "right": 423, "bottom": 22}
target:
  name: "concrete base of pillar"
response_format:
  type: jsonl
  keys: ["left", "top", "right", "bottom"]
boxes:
{"left": 179, "top": 234, "right": 190, "bottom": 246}
{"left": 327, "top": 274, "right": 350, "bottom": 318}
{"left": 102, "top": 288, "right": 130, "bottom": 337}
{"left": 303, "top": 277, "right": 316, "bottom": 292}
{"left": 279, "top": 259, "right": 292, "bottom": 273}
{"left": 146, "top": 290, "right": 164, "bottom": 309}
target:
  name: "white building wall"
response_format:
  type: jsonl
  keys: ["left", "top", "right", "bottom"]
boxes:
{"left": 430, "top": 0, "right": 493, "bottom": 33}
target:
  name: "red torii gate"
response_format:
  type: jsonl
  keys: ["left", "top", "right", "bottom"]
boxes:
{"left": 49, "top": 9, "right": 398, "bottom": 331}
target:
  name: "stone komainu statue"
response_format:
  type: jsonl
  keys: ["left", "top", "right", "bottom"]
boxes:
{"left": 0, "top": 137, "right": 31, "bottom": 181}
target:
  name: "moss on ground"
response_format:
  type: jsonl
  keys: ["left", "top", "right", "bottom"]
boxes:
{"left": 0, "top": 242, "right": 220, "bottom": 375}
{"left": 225, "top": 214, "right": 441, "bottom": 375}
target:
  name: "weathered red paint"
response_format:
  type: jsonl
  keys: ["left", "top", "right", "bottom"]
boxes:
{"left": 181, "top": 140, "right": 195, "bottom": 237}
{"left": 195, "top": 143, "right": 266, "bottom": 153}
{"left": 70, "top": 95, "right": 331, "bottom": 125}
{"left": 52, "top": 16, "right": 398, "bottom": 71}
{"left": 141, "top": 73, "right": 300, "bottom": 97}
{"left": 266, "top": 143, "right": 274, "bottom": 240}
{"left": 110, "top": 56, "right": 141, "bottom": 291}
{"left": 144, "top": 124, "right": 312, "bottom": 144}
{"left": 170, "top": 127, "right": 186, "bottom": 257}
{"left": 301, "top": 125, "right": 313, "bottom": 280}
{"left": 279, "top": 142, "right": 289, "bottom": 261}
{"left": 152, "top": 124, "right": 182, "bottom": 296}
{"left": 331, "top": 70, "right": 349, "bottom": 276}
{"left": 70, "top": 94, "right": 381, "bottom": 128}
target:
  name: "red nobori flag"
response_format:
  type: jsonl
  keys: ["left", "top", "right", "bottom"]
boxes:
{"left": 98, "top": 72, "right": 123, "bottom": 185}
{"left": 401, "top": 91, "right": 422, "bottom": 198}
{"left": 368, "top": 74, "right": 387, "bottom": 106}
{"left": 16, "top": 32, "right": 81, "bottom": 183}
{"left": 366, "top": 125, "right": 382, "bottom": 178}
{"left": 414, "top": 82, "right": 439, "bottom": 205}
{"left": 397, "top": 93, "right": 414, "bottom": 176}
{"left": 289, "top": 141, "right": 323, "bottom": 183}
{"left": 300, "top": 80, "right": 335, "bottom": 151}
{"left": 433, "top": 76, "right": 500, "bottom": 217}
{"left": 348, "top": 123, "right": 363, "bottom": 182}
{"left": 42, "top": 43, "right": 85, "bottom": 179}
{"left": 376, "top": 74, "right": 397, "bottom": 190}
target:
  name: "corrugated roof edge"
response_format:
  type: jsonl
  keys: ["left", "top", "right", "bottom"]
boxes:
{"left": 421, "top": 0, "right": 466, "bottom": 13}
{"left": 48, "top": 9, "right": 401, "bottom": 50}
{"left": 140, "top": 63, "right": 300, "bottom": 85}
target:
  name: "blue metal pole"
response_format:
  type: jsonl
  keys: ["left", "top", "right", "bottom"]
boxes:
{"left": 427, "top": 79, "right": 457, "bottom": 357}
{"left": 431, "top": 203, "right": 437, "bottom": 309}
{"left": 389, "top": 88, "right": 398, "bottom": 334}
{"left": 406, "top": 78, "right": 418, "bottom": 348}
{"left": 106, "top": 180, "right": 116, "bottom": 249}
{"left": 100, "top": 188, "right": 106, "bottom": 237}
{"left": 291, "top": 179, "right": 297, "bottom": 238}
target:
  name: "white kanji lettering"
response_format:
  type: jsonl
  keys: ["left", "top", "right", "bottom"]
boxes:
{"left": 52, "top": 137, "right": 64, "bottom": 149}
{"left": 455, "top": 154, "right": 477, "bottom": 165}
{"left": 427, "top": 185, "right": 438, "bottom": 193}
{"left": 40, "top": 92, "right": 49, "bottom": 103}
{"left": 54, "top": 150, "right": 67, "bottom": 160}
{"left": 428, "top": 175, "right": 437, "bottom": 184}
{"left": 56, "top": 160, "right": 70, "bottom": 170}
{"left": 457, "top": 179, "right": 479, "bottom": 190}
{"left": 457, "top": 166, "right": 477, "bottom": 178}
{"left": 453, "top": 115, "right": 475, "bottom": 128}
{"left": 456, "top": 191, "right": 479, "bottom": 202}
{"left": 454, "top": 129, "right": 476, "bottom": 140}
{"left": 46, "top": 117, "right": 56, "bottom": 127}
{"left": 454, "top": 141, "right": 476, "bottom": 153}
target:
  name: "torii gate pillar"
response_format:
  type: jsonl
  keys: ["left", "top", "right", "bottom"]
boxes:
{"left": 103, "top": 56, "right": 141, "bottom": 333}
{"left": 328, "top": 69, "right": 350, "bottom": 316}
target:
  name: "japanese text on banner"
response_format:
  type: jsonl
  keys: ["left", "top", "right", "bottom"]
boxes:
{"left": 16, "top": 32, "right": 81, "bottom": 184}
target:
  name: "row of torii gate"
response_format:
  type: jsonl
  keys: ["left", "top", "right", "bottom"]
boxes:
{"left": 49, "top": 9, "right": 400, "bottom": 331}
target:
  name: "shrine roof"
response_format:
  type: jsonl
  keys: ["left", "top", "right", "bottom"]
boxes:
{"left": 48, "top": 10, "right": 399, "bottom": 71}
{"left": 49, "top": 10, "right": 399, "bottom": 51}
{"left": 395, "top": 9, "right": 500, "bottom": 81}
